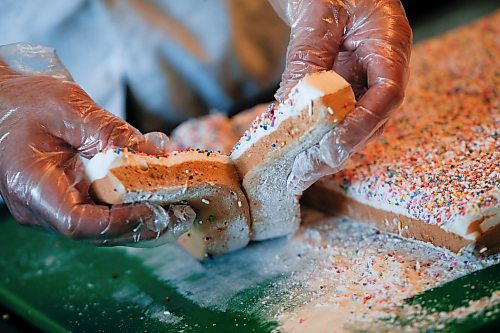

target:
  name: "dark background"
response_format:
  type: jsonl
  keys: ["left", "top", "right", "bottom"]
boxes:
{"left": 403, "top": 0, "right": 457, "bottom": 24}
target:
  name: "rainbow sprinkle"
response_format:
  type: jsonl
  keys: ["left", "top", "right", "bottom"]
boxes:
{"left": 231, "top": 103, "right": 278, "bottom": 154}
{"left": 102, "top": 146, "right": 224, "bottom": 159}
{"left": 319, "top": 14, "right": 499, "bottom": 228}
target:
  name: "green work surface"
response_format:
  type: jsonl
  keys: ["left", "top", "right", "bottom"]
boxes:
{"left": 1, "top": 214, "right": 499, "bottom": 333}
{"left": 0, "top": 217, "right": 277, "bottom": 333}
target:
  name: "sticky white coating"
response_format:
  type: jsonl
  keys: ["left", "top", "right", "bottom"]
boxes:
{"left": 84, "top": 149, "right": 231, "bottom": 183}
{"left": 338, "top": 189, "right": 499, "bottom": 241}
{"left": 230, "top": 71, "right": 351, "bottom": 160}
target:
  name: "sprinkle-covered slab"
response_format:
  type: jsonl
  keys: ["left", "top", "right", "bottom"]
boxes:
{"left": 307, "top": 11, "right": 499, "bottom": 251}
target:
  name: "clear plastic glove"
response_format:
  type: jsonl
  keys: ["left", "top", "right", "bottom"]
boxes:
{"left": 269, "top": 0, "right": 412, "bottom": 193}
{"left": 0, "top": 43, "right": 194, "bottom": 246}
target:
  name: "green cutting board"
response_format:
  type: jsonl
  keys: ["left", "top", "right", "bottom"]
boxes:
{"left": 0, "top": 216, "right": 278, "bottom": 333}
{"left": 0, "top": 215, "right": 499, "bottom": 333}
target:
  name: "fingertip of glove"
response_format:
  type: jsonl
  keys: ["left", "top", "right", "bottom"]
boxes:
{"left": 120, "top": 203, "right": 194, "bottom": 246}
{"left": 275, "top": 82, "right": 293, "bottom": 104}
{"left": 141, "top": 203, "right": 195, "bottom": 238}
{"left": 108, "top": 203, "right": 154, "bottom": 229}
{"left": 286, "top": 173, "right": 303, "bottom": 196}
{"left": 137, "top": 132, "right": 171, "bottom": 155}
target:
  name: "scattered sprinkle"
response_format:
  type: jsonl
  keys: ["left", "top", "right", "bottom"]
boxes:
{"left": 318, "top": 14, "right": 499, "bottom": 235}
{"left": 231, "top": 103, "right": 278, "bottom": 155}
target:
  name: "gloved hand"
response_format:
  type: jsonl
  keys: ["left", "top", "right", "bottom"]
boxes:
{"left": 0, "top": 43, "right": 195, "bottom": 246}
{"left": 269, "top": 0, "right": 412, "bottom": 193}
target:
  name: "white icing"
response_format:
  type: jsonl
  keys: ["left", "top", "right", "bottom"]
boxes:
{"left": 333, "top": 186, "right": 499, "bottom": 241}
{"left": 291, "top": 71, "right": 350, "bottom": 111}
{"left": 83, "top": 150, "right": 122, "bottom": 182}
{"left": 230, "top": 71, "right": 350, "bottom": 160}
{"left": 444, "top": 205, "right": 499, "bottom": 241}
{"left": 84, "top": 150, "right": 231, "bottom": 182}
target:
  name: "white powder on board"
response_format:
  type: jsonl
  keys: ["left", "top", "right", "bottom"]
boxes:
{"left": 122, "top": 208, "right": 499, "bottom": 331}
